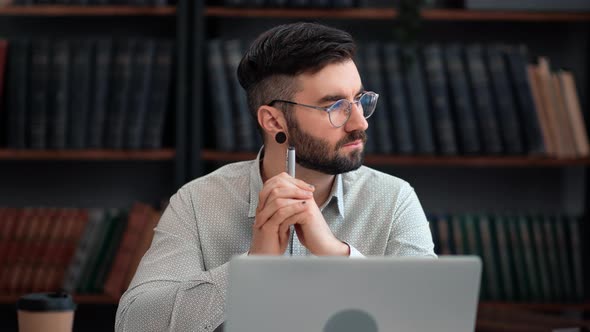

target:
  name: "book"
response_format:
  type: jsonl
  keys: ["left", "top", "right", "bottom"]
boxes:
{"left": 107, "top": 39, "right": 135, "bottom": 149}
{"left": 87, "top": 39, "right": 113, "bottom": 149}
{"left": 558, "top": 71, "right": 590, "bottom": 157}
{"left": 486, "top": 44, "right": 524, "bottom": 155}
{"left": 29, "top": 39, "right": 50, "bottom": 150}
{"left": 551, "top": 73, "right": 578, "bottom": 158}
{"left": 0, "top": 39, "right": 8, "bottom": 145}
{"left": 68, "top": 40, "right": 93, "bottom": 149}
{"left": 223, "top": 39, "right": 257, "bottom": 152}
{"left": 464, "top": 44, "right": 503, "bottom": 154}
{"left": 401, "top": 45, "right": 436, "bottom": 155}
{"left": 504, "top": 45, "right": 545, "bottom": 155}
{"left": 104, "top": 203, "right": 152, "bottom": 297}
{"left": 443, "top": 44, "right": 481, "bottom": 155}
{"left": 143, "top": 40, "right": 173, "bottom": 149}
{"left": 423, "top": 43, "right": 458, "bottom": 155}
{"left": 477, "top": 215, "right": 501, "bottom": 301}
{"left": 363, "top": 42, "right": 393, "bottom": 154}
{"left": 49, "top": 39, "right": 71, "bottom": 150}
{"left": 527, "top": 64, "right": 556, "bottom": 156}
{"left": 492, "top": 214, "right": 514, "bottom": 301}
{"left": 126, "top": 39, "right": 156, "bottom": 150}
{"left": 382, "top": 42, "right": 414, "bottom": 154}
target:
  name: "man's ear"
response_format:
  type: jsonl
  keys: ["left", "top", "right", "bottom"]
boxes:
{"left": 257, "top": 106, "right": 287, "bottom": 136}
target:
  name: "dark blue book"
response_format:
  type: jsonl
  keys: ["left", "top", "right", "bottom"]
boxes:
{"left": 382, "top": 42, "right": 414, "bottom": 155}
{"left": 6, "top": 39, "right": 29, "bottom": 149}
{"left": 208, "top": 39, "right": 236, "bottom": 151}
{"left": 106, "top": 39, "right": 135, "bottom": 149}
{"left": 504, "top": 44, "right": 545, "bottom": 155}
{"left": 126, "top": 39, "right": 156, "bottom": 150}
{"left": 465, "top": 44, "right": 503, "bottom": 154}
{"left": 423, "top": 44, "right": 458, "bottom": 155}
{"left": 29, "top": 39, "right": 50, "bottom": 150}
{"left": 486, "top": 44, "right": 524, "bottom": 155}
{"left": 223, "top": 40, "right": 257, "bottom": 152}
{"left": 402, "top": 45, "right": 436, "bottom": 155}
{"left": 443, "top": 44, "right": 481, "bottom": 155}
{"left": 87, "top": 39, "right": 112, "bottom": 149}
{"left": 143, "top": 40, "right": 174, "bottom": 149}
{"left": 363, "top": 42, "right": 393, "bottom": 154}
{"left": 49, "top": 40, "right": 71, "bottom": 150}
{"left": 69, "top": 39, "right": 93, "bottom": 149}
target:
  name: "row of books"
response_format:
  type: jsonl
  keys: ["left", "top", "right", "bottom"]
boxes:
{"left": 0, "top": 38, "right": 174, "bottom": 150}
{"left": 0, "top": 203, "right": 160, "bottom": 297}
{"left": 428, "top": 213, "right": 585, "bottom": 303}
{"left": 8, "top": 0, "right": 173, "bottom": 5}
{"left": 207, "top": 39, "right": 589, "bottom": 157}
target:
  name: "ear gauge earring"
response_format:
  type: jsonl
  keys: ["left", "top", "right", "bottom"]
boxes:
{"left": 275, "top": 132, "right": 287, "bottom": 144}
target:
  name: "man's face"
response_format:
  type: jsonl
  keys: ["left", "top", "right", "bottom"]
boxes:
{"left": 286, "top": 60, "right": 369, "bottom": 175}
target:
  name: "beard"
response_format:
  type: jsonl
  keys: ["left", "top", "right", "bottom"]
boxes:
{"left": 286, "top": 119, "right": 367, "bottom": 175}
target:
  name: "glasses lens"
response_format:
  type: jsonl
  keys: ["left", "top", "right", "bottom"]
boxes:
{"left": 328, "top": 99, "right": 351, "bottom": 127}
{"left": 360, "top": 92, "right": 378, "bottom": 119}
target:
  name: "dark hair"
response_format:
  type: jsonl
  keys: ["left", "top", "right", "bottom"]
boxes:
{"left": 237, "top": 22, "right": 356, "bottom": 138}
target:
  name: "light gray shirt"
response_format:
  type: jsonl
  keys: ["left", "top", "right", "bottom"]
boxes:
{"left": 115, "top": 151, "right": 436, "bottom": 332}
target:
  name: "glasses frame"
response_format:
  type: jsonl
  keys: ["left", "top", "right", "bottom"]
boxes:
{"left": 268, "top": 91, "right": 379, "bottom": 128}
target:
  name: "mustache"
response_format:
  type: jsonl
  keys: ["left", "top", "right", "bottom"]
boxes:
{"left": 335, "top": 131, "right": 367, "bottom": 150}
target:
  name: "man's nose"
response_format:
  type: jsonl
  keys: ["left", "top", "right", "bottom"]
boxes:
{"left": 344, "top": 102, "right": 369, "bottom": 132}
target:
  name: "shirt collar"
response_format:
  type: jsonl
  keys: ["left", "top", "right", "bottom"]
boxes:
{"left": 248, "top": 146, "right": 345, "bottom": 218}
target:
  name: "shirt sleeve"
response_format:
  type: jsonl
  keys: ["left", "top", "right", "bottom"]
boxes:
{"left": 115, "top": 187, "right": 236, "bottom": 332}
{"left": 386, "top": 183, "right": 437, "bottom": 258}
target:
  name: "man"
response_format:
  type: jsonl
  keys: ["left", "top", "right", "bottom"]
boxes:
{"left": 115, "top": 22, "right": 435, "bottom": 332}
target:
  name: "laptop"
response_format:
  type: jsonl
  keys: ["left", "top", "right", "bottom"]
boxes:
{"left": 226, "top": 256, "right": 482, "bottom": 332}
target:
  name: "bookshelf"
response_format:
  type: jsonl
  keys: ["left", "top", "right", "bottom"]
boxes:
{"left": 0, "top": 1, "right": 190, "bottom": 331}
{"left": 0, "top": 5, "right": 176, "bottom": 16}
{"left": 194, "top": 1, "right": 590, "bottom": 321}
{"left": 0, "top": 149, "right": 176, "bottom": 160}
{"left": 205, "top": 7, "right": 590, "bottom": 22}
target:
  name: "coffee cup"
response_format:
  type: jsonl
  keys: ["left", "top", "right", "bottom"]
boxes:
{"left": 17, "top": 292, "right": 76, "bottom": 332}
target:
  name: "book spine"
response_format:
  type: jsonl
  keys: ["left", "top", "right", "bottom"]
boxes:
{"left": 493, "top": 214, "right": 514, "bottom": 300}
{"left": 477, "top": 215, "right": 501, "bottom": 301}
{"left": 465, "top": 44, "right": 503, "bottom": 154}
{"left": 443, "top": 44, "right": 481, "bottom": 155}
{"left": 68, "top": 40, "right": 93, "bottom": 149}
{"left": 49, "top": 39, "right": 71, "bottom": 150}
{"left": 87, "top": 39, "right": 112, "bottom": 149}
{"left": 505, "top": 45, "right": 545, "bottom": 155}
{"left": 402, "top": 45, "right": 436, "bottom": 155}
{"left": 223, "top": 39, "right": 256, "bottom": 152}
{"left": 29, "top": 39, "right": 50, "bottom": 150}
{"left": 423, "top": 44, "right": 458, "bottom": 155}
{"left": 6, "top": 39, "right": 29, "bottom": 149}
{"left": 382, "top": 42, "right": 414, "bottom": 154}
{"left": 486, "top": 44, "right": 524, "bottom": 155}
{"left": 126, "top": 39, "right": 156, "bottom": 150}
{"left": 143, "top": 40, "right": 173, "bottom": 149}
{"left": 364, "top": 42, "right": 393, "bottom": 154}
{"left": 106, "top": 39, "right": 135, "bottom": 150}
{"left": 530, "top": 215, "right": 552, "bottom": 301}
{"left": 542, "top": 215, "right": 563, "bottom": 301}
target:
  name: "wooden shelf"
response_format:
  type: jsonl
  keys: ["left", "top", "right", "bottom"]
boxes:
{"left": 0, "top": 149, "right": 176, "bottom": 160}
{"left": 206, "top": 7, "right": 590, "bottom": 22}
{"left": 0, "top": 5, "right": 176, "bottom": 16}
{"left": 201, "top": 149, "right": 590, "bottom": 167}
{"left": 0, "top": 294, "right": 118, "bottom": 304}
{"left": 479, "top": 301, "right": 590, "bottom": 312}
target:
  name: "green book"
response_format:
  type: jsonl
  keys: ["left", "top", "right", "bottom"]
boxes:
{"left": 492, "top": 214, "right": 514, "bottom": 301}
{"left": 76, "top": 210, "right": 110, "bottom": 294}
{"left": 564, "top": 215, "right": 583, "bottom": 301}
{"left": 478, "top": 214, "right": 501, "bottom": 301}
{"left": 530, "top": 214, "right": 553, "bottom": 302}
{"left": 543, "top": 215, "right": 564, "bottom": 301}
{"left": 517, "top": 214, "right": 542, "bottom": 301}
{"left": 507, "top": 215, "right": 529, "bottom": 301}
{"left": 91, "top": 210, "right": 128, "bottom": 293}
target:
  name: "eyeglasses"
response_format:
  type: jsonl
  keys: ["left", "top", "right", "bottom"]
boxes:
{"left": 268, "top": 91, "right": 379, "bottom": 128}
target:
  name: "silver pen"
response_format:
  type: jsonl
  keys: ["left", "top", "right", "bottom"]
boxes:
{"left": 287, "top": 146, "right": 296, "bottom": 178}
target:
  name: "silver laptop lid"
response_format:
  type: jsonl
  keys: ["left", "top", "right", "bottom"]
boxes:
{"left": 227, "top": 256, "right": 481, "bottom": 332}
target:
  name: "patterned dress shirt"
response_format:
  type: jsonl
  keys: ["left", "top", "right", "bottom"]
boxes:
{"left": 115, "top": 149, "right": 436, "bottom": 332}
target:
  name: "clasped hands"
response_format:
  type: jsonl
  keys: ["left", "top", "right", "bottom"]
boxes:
{"left": 249, "top": 172, "right": 349, "bottom": 256}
